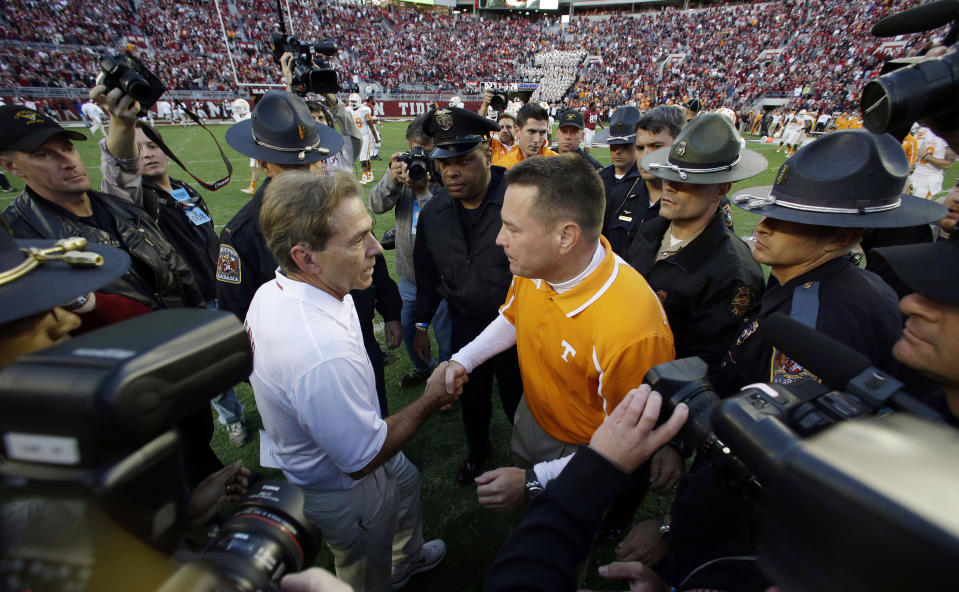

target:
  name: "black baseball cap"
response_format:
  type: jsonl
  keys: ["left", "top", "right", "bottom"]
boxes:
{"left": 872, "top": 234, "right": 959, "bottom": 305}
{"left": 557, "top": 109, "right": 584, "bottom": 129}
{"left": 0, "top": 105, "right": 86, "bottom": 152}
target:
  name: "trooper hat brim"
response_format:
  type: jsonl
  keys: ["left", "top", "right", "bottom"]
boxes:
{"left": 226, "top": 119, "right": 343, "bottom": 165}
{"left": 0, "top": 239, "right": 130, "bottom": 325}
{"left": 731, "top": 185, "right": 947, "bottom": 228}
{"left": 641, "top": 145, "right": 768, "bottom": 184}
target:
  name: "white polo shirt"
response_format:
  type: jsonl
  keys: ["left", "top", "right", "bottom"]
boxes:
{"left": 245, "top": 271, "right": 387, "bottom": 491}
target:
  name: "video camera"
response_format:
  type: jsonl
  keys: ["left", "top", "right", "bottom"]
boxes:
{"left": 488, "top": 88, "right": 533, "bottom": 112}
{"left": 643, "top": 313, "right": 959, "bottom": 591}
{"left": 861, "top": 0, "right": 959, "bottom": 135}
{"left": 0, "top": 310, "right": 319, "bottom": 591}
{"left": 97, "top": 54, "right": 166, "bottom": 116}
{"left": 271, "top": 31, "right": 339, "bottom": 95}
{"left": 396, "top": 146, "right": 432, "bottom": 183}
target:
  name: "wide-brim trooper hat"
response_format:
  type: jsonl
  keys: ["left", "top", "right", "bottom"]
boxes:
{"left": 606, "top": 106, "right": 641, "bottom": 145}
{"left": 423, "top": 106, "right": 500, "bottom": 159}
{"left": 0, "top": 232, "right": 130, "bottom": 325}
{"left": 642, "top": 113, "right": 767, "bottom": 184}
{"left": 732, "top": 130, "right": 946, "bottom": 228}
{"left": 226, "top": 90, "right": 343, "bottom": 165}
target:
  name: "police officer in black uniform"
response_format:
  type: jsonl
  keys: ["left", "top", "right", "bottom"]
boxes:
{"left": 599, "top": 106, "right": 644, "bottom": 256}
{"left": 641, "top": 130, "right": 948, "bottom": 591}
{"left": 625, "top": 114, "right": 766, "bottom": 385}
{"left": 412, "top": 106, "right": 523, "bottom": 484}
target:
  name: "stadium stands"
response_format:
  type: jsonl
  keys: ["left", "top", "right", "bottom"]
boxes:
{"left": 0, "top": 0, "right": 935, "bottom": 115}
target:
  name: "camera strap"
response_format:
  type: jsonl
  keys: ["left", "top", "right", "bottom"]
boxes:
{"left": 140, "top": 99, "right": 233, "bottom": 191}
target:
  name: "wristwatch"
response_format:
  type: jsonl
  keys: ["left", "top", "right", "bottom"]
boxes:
{"left": 656, "top": 515, "right": 672, "bottom": 540}
{"left": 524, "top": 468, "right": 544, "bottom": 499}
{"left": 415, "top": 322, "right": 429, "bottom": 332}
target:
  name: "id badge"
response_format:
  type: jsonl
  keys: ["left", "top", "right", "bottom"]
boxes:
{"left": 185, "top": 206, "right": 212, "bottom": 226}
{"left": 411, "top": 200, "right": 421, "bottom": 236}
{"left": 169, "top": 187, "right": 192, "bottom": 203}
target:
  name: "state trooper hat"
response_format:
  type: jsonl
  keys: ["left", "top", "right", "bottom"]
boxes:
{"left": 0, "top": 104, "right": 86, "bottom": 152}
{"left": 557, "top": 109, "right": 584, "bottom": 129}
{"left": 423, "top": 106, "right": 499, "bottom": 159}
{"left": 732, "top": 130, "right": 946, "bottom": 228}
{"left": 225, "top": 91, "right": 343, "bottom": 165}
{"left": 606, "top": 106, "right": 641, "bottom": 145}
{"left": 0, "top": 231, "right": 129, "bottom": 325}
{"left": 642, "top": 113, "right": 767, "bottom": 184}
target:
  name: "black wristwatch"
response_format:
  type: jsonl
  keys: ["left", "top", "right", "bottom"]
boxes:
{"left": 524, "top": 468, "right": 544, "bottom": 499}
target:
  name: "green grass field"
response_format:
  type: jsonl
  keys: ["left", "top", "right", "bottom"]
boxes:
{"left": 3, "top": 121, "right": 956, "bottom": 591}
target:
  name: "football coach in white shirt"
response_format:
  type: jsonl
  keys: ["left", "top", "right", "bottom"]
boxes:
{"left": 244, "top": 170, "right": 460, "bottom": 591}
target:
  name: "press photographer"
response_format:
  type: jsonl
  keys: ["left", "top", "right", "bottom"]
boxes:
{"left": 368, "top": 115, "right": 451, "bottom": 389}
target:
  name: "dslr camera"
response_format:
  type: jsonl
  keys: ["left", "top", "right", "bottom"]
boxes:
{"left": 488, "top": 88, "right": 533, "bottom": 111}
{"left": 271, "top": 31, "right": 339, "bottom": 95}
{"left": 97, "top": 54, "right": 167, "bottom": 116}
{"left": 396, "top": 147, "right": 432, "bottom": 183}
{"left": 0, "top": 310, "right": 319, "bottom": 592}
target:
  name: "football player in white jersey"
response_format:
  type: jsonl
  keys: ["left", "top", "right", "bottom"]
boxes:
{"left": 347, "top": 93, "right": 380, "bottom": 184}
{"left": 232, "top": 98, "right": 259, "bottom": 194}
{"left": 910, "top": 125, "right": 954, "bottom": 199}
{"left": 366, "top": 95, "right": 382, "bottom": 161}
{"left": 81, "top": 98, "right": 107, "bottom": 138}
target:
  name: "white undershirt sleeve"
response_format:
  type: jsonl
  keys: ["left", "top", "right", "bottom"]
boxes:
{"left": 449, "top": 314, "right": 517, "bottom": 373}
{"left": 533, "top": 454, "right": 574, "bottom": 485}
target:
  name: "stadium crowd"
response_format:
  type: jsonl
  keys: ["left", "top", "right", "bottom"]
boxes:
{"left": 0, "top": 0, "right": 936, "bottom": 116}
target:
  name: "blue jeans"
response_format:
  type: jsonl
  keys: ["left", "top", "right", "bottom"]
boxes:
{"left": 399, "top": 277, "right": 451, "bottom": 372}
{"left": 207, "top": 300, "right": 245, "bottom": 424}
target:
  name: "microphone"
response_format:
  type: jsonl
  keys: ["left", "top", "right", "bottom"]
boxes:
{"left": 758, "top": 313, "right": 941, "bottom": 421}
{"left": 871, "top": 0, "right": 958, "bottom": 37}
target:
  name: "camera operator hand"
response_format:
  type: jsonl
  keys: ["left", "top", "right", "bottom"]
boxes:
{"left": 615, "top": 518, "right": 669, "bottom": 565}
{"left": 186, "top": 460, "right": 252, "bottom": 526}
{"left": 578, "top": 561, "right": 670, "bottom": 592}
{"left": 648, "top": 446, "right": 683, "bottom": 495}
{"left": 589, "top": 385, "right": 689, "bottom": 475}
{"left": 281, "top": 567, "right": 353, "bottom": 592}
{"left": 91, "top": 84, "right": 141, "bottom": 159}
{"left": 280, "top": 52, "right": 295, "bottom": 90}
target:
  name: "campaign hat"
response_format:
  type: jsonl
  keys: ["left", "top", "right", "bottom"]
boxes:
{"left": 731, "top": 130, "right": 946, "bottom": 228}
{"left": 642, "top": 113, "right": 767, "bottom": 184}
{"left": 0, "top": 105, "right": 86, "bottom": 152}
{"left": 557, "top": 109, "right": 584, "bottom": 129}
{"left": 0, "top": 231, "right": 129, "bottom": 325}
{"left": 872, "top": 234, "right": 959, "bottom": 305}
{"left": 225, "top": 91, "right": 343, "bottom": 165}
{"left": 423, "top": 106, "right": 499, "bottom": 159}
{"left": 606, "top": 106, "right": 640, "bottom": 145}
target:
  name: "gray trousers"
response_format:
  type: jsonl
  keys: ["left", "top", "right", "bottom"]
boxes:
{"left": 302, "top": 453, "right": 424, "bottom": 592}
{"left": 510, "top": 395, "right": 579, "bottom": 468}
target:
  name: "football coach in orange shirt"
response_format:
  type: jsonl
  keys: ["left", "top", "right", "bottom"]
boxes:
{"left": 444, "top": 153, "right": 675, "bottom": 511}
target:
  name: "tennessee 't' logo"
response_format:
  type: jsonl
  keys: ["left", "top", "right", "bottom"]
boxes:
{"left": 560, "top": 339, "right": 576, "bottom": 362}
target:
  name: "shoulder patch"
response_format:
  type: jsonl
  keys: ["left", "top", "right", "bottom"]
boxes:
{"left": 216, "top": 244, "right": 241, "bottom": 284}
{"left": 730, "top": 286, "right": 752, "bottom": 317}
{"left": 771, "top": 349, "right": 818, "bottom": 385}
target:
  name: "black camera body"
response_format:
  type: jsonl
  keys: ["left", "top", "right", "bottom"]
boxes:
{"left": 0, "top": 310, "right": 318, "bottom": 591}
{"left": 397, "top": 146, "right": 432, "bottom": 182}
{"left": 97, "top": 54, "right": 167, "bottom": 115}
{"left": 271, "top": 33, "right": 339, "bottom": 95}
{"left": 488, "top": 88, "right": 510, "bottom": 112}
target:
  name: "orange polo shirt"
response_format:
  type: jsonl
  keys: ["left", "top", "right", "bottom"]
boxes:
{"left": 499, "top": 237, "right": 675, "bottom": 444}
{"left": 491, "top": 137, "right": 515, "bottom": 161}
{"left": 493, "top": 143, "right": 558, "bottom": 170}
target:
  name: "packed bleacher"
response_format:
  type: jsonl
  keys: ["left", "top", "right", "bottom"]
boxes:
{"left": 0, "top": 0, "right": 937, "bottom": 114}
